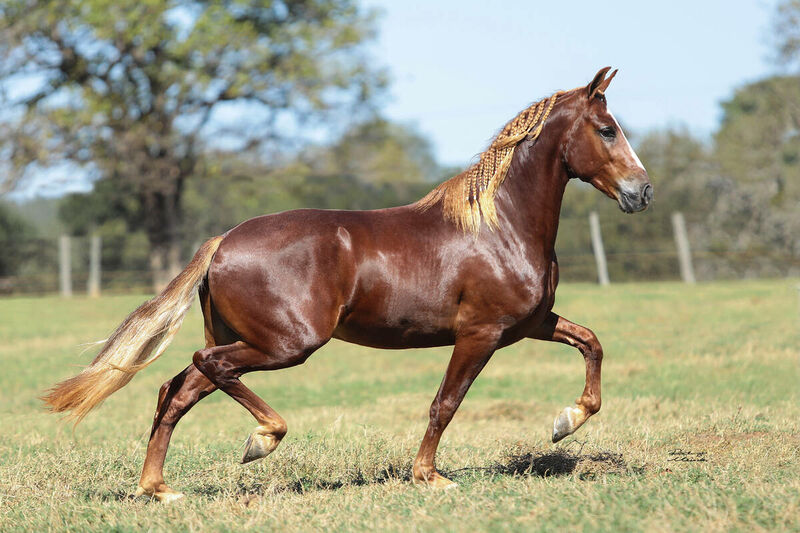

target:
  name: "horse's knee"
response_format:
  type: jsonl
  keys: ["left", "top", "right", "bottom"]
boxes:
{"left": 582, "top": 331, "right": 603, "bottom": 362}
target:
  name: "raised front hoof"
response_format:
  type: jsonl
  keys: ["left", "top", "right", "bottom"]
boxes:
{"left": 134, "top": 484, "right": 185, "bottom": 503}
{"left": 241, "top": 428, "right": 281, "bottom": 464}
{"left": 412, "top": 470, "right": 459, "bottom": 490}
{"left": 552, "top": 406, "right": 586, "bottom": 443}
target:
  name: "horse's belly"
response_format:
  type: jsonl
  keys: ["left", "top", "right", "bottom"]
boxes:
{"left": 332, "top": 322, "right": 455, "bottom": 349}
{"left": 332, "top": 296, "right": 457, "bottom": 349}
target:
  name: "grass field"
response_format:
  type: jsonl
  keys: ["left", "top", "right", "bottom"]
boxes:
{"left": 1, "top": 280, "right": 799, "bottom": 532}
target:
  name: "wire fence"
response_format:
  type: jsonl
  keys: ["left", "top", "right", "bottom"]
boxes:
{"left": 2, "top": 211, "right": 799, "bottom": 297}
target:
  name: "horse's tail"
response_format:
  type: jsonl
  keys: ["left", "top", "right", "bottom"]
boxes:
{"left": 42, "top": 236, "right": 224, "bottom": 424}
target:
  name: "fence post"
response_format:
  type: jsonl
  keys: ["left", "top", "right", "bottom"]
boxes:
{"left": 671, "top": 212, "right": 696, "bottom": 284}
{"left": 88, "top": 234, "right": 101, "bottom": 297}
{"left": 59, "top": 234, "right": 72, "bottom": 298}
{"left": 589, "top": 211, "right": 610, "bottom": 286}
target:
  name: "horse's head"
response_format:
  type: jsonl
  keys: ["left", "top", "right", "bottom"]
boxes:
{"left": 561, "top": 67, "right": 652, "bottom": 213}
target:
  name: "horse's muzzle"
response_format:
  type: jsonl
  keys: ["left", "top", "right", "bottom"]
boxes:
{"left": 618, "top": 181, "right": 653, "bottom": 213}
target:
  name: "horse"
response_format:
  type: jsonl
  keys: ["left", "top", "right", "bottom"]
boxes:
{"left": 44, "top": 67, "right": 652, "bottom": 502}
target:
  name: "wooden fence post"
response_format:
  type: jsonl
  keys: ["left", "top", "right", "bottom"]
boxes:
{"left": 589, "top": 211, "right": 610, "bottom": 286}
{"left": 671, "top": 212, "right": 696, "bottom": 284}
{"left": 88, "top": 234, "right": 101, "bottom": 297}
{"left": 59, "top": 235, "right": 72, "bottom": 298}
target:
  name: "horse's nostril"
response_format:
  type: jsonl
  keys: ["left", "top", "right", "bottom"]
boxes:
{"left": 641, "top": 183, "right": 653, "bottom": 204}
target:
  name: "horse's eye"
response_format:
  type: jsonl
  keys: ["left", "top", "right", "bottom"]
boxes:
{"left": 598, "top": 126, "right": 616, "bottom": 140}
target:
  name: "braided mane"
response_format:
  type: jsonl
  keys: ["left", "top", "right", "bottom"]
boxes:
{"left": 416, "top": 91, "right": 563, "bottom": 233}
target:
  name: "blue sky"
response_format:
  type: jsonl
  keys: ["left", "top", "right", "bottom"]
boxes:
{"left": 363, "top": 0, "right": 782, "bottom": 165}
{"left": 5, "top": 0, "right": 784, "bottom": 199}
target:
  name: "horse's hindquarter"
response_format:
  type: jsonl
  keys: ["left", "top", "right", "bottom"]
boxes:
{"left": 207, "top": 210, "right": 361, "bottom": 356}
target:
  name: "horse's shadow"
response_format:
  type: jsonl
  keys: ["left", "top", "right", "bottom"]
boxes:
{"left": 107, "top": 446, "right": 633, "bottom": 501}
{"left": 447, "top": 447, "right": 631, "bottom": 482}
{"left": 225, "top": 446, "right": 631, "bottom": 497}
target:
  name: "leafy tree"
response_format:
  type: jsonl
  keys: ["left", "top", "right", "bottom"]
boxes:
{"left": 179, "top": 117, "right": 438, "bottom": 243}
{"left": 634, "top": 128, "right": 717, "bottom": 213}
{"left": 772, "top": 0, "right": 800, "bottom": 70}
{"left": 715, "top": 76, "right": 800, "bottom": 201}
{"left": 0, "top": 201, "right": 37, "bottom": 277}
{"left": 0, "top": 0, "right": 384, "bottom": 287}
{"left": 703, "top": 76, "right": 800, "bottom": 275}
{"left": 315, "top": 117, "right": 439, "bottom": 184}
{"left": 59, "top": 179, "right": 143, "bottom": 236}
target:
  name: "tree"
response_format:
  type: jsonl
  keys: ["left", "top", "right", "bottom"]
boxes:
{"left": 315, "top": 117, "right": 439, "bottom": 185}
{"left": 634, "top": 128, "right": 717, "bottom": 213}
{"left": 0, "top": 0, "right": 384, "bottom": 288}
{"left": 715, "top": 76, "right": 800, "bottom": 200}
{"left": 0, "top": 201, "right": 37, "bottom": 277}
{"left": 707, "top": 76, "right": 800, "bottom": 274}
{"left": 178, "top": 117, "right": 440, "bottom": 243}
{"left": 772, "top": 0, "right": 800, "bottom": 70}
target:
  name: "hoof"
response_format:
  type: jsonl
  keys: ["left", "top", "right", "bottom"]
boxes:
{"left": 412, "top": 471, "right": 459, "bottom": 489}
{"left": 552, "top": 406, "right": 586, "bottom": 443}
{"left": 241, "top": 428, "right": 281, "bottom": 464}
{"left": 134, "top": 485, "right": 185, "bottom": 503}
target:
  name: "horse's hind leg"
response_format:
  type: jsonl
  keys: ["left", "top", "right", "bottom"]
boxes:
{"left": 193, "top": 341, "right": 318, "bottom": 463}
{"left": 136, "top": 364, "right": 216, "bottom": 502}
{"left": 529, "top": 312, "right": 603, "bottom": 442}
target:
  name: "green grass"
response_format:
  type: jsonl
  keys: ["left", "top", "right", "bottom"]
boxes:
{"left": 1, "top": 280, "right": 799, "bottom": 532}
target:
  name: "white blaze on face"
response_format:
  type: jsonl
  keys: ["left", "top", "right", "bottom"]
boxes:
{"left": 607, "top": 107, "right": 645, "bottom": 171}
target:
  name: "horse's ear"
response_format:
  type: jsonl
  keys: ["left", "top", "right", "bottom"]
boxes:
{"left": 596, "top": 68, "right": 618, "bottom": 96}
{"left": 587, "top": 67, "right": 615, "bottom": 99}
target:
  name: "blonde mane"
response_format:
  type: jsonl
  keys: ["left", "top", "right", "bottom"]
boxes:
{"left": 416, "top": 91, "right": 564, "bottom": 233}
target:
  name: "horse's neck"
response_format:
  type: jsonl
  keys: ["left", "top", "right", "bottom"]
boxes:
{"left": 493, "top": 134, "right": 569, "bottom": 256}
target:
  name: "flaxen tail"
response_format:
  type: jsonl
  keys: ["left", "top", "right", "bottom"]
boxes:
{"left": 42, "top": 236, "right": 224, "bottom": 424}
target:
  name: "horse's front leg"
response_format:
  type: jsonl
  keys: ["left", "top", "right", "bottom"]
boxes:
{"left": 530, "top": 312, "right": 603, "bottom": 442}
{"left": 413, "top": 325, "right": 502, "bottom": 488}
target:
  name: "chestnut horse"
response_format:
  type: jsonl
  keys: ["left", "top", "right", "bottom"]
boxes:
{"left": 44, "top": 67, "right": 651, "bottom": 501}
